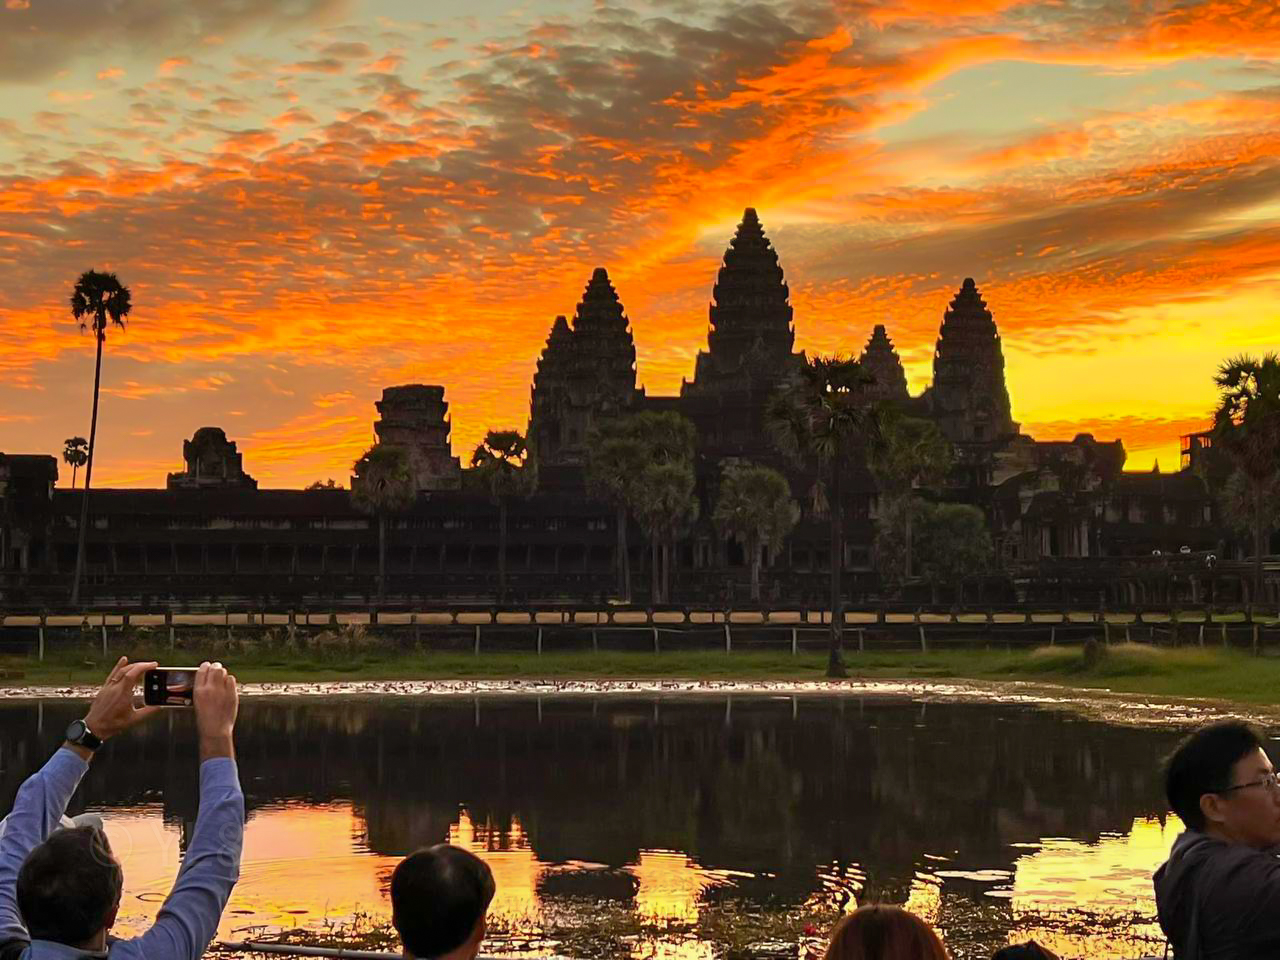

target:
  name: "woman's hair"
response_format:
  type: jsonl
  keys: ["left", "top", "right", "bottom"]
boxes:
{"left": 823, "top": 906, "right": 949, "bottom": 960}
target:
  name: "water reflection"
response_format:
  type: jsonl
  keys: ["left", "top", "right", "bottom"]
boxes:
{"left": 0, "top": 696, "right": 1191, "bottom": 959}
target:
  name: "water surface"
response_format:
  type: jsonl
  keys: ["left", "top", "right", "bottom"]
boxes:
{"left": 0, "top": 696, "right": 1192, "bottom": 959}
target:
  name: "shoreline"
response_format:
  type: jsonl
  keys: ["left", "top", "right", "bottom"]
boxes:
{"left": 0, "top": 674, "right": 1265, "bottom": 729}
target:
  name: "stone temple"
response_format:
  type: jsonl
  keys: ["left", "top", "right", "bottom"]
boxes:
{"left": 0, "top": 208, "right": 1267, "bottom": 608}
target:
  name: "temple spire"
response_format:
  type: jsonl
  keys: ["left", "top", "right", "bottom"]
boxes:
{"left": 859, "top": 324, "right": 909, "bottom": 402}
{"left": 928, "top": 278, "right": 1016, "bottom": 443}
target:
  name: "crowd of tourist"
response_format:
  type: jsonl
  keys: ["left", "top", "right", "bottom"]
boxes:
{"left": 1, "top": 660, "right": 1277, "bottom": 960}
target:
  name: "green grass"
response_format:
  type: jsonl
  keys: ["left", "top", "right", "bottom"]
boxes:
{"left": 4, "top": 633, "right": 1280, "bottom": 708}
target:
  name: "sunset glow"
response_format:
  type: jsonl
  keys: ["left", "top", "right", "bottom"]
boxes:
{"left": 2, "top": 0, "right": 1278, "bottom": 484}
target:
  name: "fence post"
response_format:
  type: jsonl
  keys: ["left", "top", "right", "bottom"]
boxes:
{"left": 1050, "top": 626, "right": 1056, "bottom": 646}
{"left": 724, "top": 622, "right": 731, "bottom": 654}
{"left": 1104, "top": 620, "right": 1110, "bottom": 645}
{"left": 474, "top": 624, "right": 480, "bottom": 655}
{"left": 537, "top": 627, "right": 543, "bottom": 656}
{"left": 38, "top": 613, "right": 45, "bottom": 662}
{"left": 1222, "top": 622, "right": 1228, "bottom": 646}
{"left": 167, "top": 610, "right": 175, "bottom": 650}
{"left": 1254, "top": 623, "right": 1260, "bottom": 656}
{"left": 652, "top": 625, "right": 660, "bottom": 654}
{"left": 591, "top": 628, "right": 598, "bottom": 653}
{"left": 1125, "top": 624, "right": 1131, "bottom": 644}
{"left": 858, "top": 627, "right": 865, "bottom": 653}
{"left": 1198, "top": 623, "right": 1205, "bottom": 647}
{"left": 919, "top": 625, "right": 928, "bottom": 652}
{"left": 101, "top": 615, "right": 108, "bottom": 658}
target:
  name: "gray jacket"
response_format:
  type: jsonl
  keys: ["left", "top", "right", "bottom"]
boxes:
{"left": 1154, "top": 829, "right": 1280, "bottom": 959}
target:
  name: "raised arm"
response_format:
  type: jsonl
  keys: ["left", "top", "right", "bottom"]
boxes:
{"left": 0, "top": 657, "right": 157, "bottom": 945}
{"left": 120, "top": 663, "right": 244, "bottom": 960}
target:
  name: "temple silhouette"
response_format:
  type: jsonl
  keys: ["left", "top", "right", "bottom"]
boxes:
{"left": 0, "top": 209, "right": 1264, "bottom": 608}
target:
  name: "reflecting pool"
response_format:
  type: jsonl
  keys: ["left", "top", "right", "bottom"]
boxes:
{"left": 0, "top": 696, "right": 1195, "bottom": 959}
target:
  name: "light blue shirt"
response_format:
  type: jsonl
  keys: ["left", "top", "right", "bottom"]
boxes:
{"left": 0, "top": 747, "right": 244, "bottom": 960}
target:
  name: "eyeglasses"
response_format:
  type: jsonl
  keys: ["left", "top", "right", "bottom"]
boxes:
{"left": 1219, "top": 772, "right": 1280, "bottom": 794}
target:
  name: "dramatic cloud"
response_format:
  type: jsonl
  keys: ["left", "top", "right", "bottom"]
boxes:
{"left": 0, "top": 0, "right": 1277, "bottom": 485}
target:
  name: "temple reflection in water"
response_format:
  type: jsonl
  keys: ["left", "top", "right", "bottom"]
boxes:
{"left": 0, "top": 696, "right": 1193, "bottom": 958}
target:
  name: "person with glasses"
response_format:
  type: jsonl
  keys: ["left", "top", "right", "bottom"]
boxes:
{"left": 1154, "top": 720, "right": 1280, "bottom": 959}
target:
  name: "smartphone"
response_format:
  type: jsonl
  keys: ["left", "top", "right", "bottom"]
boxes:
{"left": 143, "top": 668, "right": 198, "bottom": 707}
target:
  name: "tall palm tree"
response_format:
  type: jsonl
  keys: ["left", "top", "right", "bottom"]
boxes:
{"left": 69, "top": 270, "right": 131, "bottom": 605}
{"left": 633, "top": 461, "right": 699, "bottom": 604}
{"left": 1213, "top": 352, "right": 1280, "bottom": 600}
{"left": 868, "top": 411, "right": 952, "bottom": 581}
{"left": 62, "top": 437, "right": 88, "bottom": 490}
{"left": 768, "top": 355, "right": 882, "bottom": 678}
{"left": 586, "top": 428, "right": 647, "bottom": 602}
{"left": 351, "top": 444, "right": 415, "bottom": 602}
{"left": 471, "top": 429, "right": 536, "bottom": 603}
{"left": 712, "top": 462, "right": 799, "bottom": 602}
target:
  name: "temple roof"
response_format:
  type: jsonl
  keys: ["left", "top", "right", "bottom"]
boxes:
{"left": 859, "top": 323, "right": 909, "bottom": 401}
{"left": 938, "top": 277, "right": 999, "bottom": 348}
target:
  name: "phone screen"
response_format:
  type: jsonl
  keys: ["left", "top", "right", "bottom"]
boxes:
{"left": 143, "top": 668, "right": 197, "bottom": 707}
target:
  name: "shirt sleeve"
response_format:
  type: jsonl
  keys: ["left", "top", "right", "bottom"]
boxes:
{"left": 112, "top": 758, "right": 245, "bottom": 960}
{"left": 0, "top": 748, "right": 90, "bottom": 944}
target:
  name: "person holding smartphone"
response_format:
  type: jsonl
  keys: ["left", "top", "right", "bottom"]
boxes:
{"left": 0, "top": 658, "right": 243, "bottom": 960}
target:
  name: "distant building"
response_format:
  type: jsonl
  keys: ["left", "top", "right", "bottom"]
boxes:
{"left": 0, "top": 209, "right": 1265, "bottom": 608}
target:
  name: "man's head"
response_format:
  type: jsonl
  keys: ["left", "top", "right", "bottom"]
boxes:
{"left": 391, "top": 845, "right": 495, "bottom": 960}
{"left": 1165, "top": 720, "right": 1280, "bottom": 848}
{"left": 17, "top": 825, "right": 122, "bottom": 948}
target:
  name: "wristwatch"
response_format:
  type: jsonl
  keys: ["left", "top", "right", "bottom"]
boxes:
{"left": 65, "top": 719, "right": 103, "bottom": 752}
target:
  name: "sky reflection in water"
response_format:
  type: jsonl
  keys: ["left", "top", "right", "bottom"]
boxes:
{"left": 0, "top": 696, "right": 1195, "bottom": 959}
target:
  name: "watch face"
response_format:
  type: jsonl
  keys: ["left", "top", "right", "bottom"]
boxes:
{"left": 65, "top": 719, "right": 86, "bottom": 743}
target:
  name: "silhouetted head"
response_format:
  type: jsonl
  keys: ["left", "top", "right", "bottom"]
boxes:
{"left": 391, "top": 844, "right": 495, "bottom": 960}
{"left": 1165, "top": 720, "right": 1280, "bottom": 847}
{"left": 17, "top": 825, "right": 122, "bottom": 949}
{"left": 823, "top": 905, "right": 949, "bottom": 960}
{"left": 992, "top": 942, "right": 1059, "bottom": 960}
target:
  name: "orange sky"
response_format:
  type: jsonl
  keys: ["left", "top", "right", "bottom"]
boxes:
{"left": 1, "top": 0, "right": 1278, "bottom": 487}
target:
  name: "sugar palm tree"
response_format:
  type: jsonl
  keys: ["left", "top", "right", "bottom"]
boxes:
{"left": 633, "top": 461, "right": 699, "bottom": 604}
{"left": 868, "top": 412, "right": 952, "bottom": 581}
{"left": 586, "top": 428, "right": 647, "bottom": 602}
{"left": 351, "top": 444, "right": 415, "bottom": 602}
{"left": 471, "top": 429, "right": 537, "bottom": 603}
{"left": 69, "top": 270, "right": 131, "bottom": 605}
{"left": 62, "top": 437, "right": 88, "bottom": 490}
{"left": 712, "top": 462, "right": 799, "bottom": 602}
{"left": 768, "top": 355, "right": 881, "bottom": 678}
{"left": 1212, "top": 352, "right": 1280, "bottom": 601}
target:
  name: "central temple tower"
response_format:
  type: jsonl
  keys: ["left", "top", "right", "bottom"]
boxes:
{"left": 927, "top": 278, "right": 1017, "bottom": 445}
{"left": 679, "top": 208, "right": 802, "bottom": 455}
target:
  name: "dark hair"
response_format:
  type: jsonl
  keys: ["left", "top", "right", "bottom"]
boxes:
{"left": 823, "top": 905, "right": 949, "bottom": 960}
{"left": 17, "top": 826, "right": 122, "bottom": 946}
{"left": 992, "top": 943, "right": 1059, "bottom": 960}
{"left": 1165, "top": 720, "right": 1267, "bottom": 830}
{"left": 391, "top": 844, "right": 495, "bottom": 959}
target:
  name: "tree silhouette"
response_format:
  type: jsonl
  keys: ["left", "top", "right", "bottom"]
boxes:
{"left": 713, "top": 462, "right": 798, "bottom": 602}
{"left": 351, "top": 445, "right": 415, "bottom": 602}
{"left": 1212, "top": 353, "right": 1280, "bottom": 601}
{"left": 633, "top": 461, "right": 699, "bottom": 604}
{"left": 586, "top": 428, "right": 647, "bottom": 603}
{"left": 868, "top": 412, "right": 952, "bottom": 584}
{"left": 62, "top": 437, "right": 88, "bottom": 490}
{"left": 768, "top": 355, "right": 881, "bottom": 678}
{"left": 68, "top": 270, "right": 131, "bottom": 605}
{"left": 470, "top": 430, "right": 536, "bottom": 603}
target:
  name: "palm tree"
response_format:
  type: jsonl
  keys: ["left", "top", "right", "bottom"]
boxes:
{"left": 868, "top": 412, "right": 952, "bottom": 581}
{"left": 471, "top": 429, "right": 537, "bottom": 603}
{"left": 69, "top": 270, "right": 131, "bottom": 605}
{"left": 586, "top": 428, "right": 647, "bottom": 602}
{"left": 633, "top": 461, "right": 699, "bottom": 604}
{"left": 712, "top": 462, "right": 799, "bottom": 602}
{"left": 62, "top": 437, "right": 88, "bottom": 490}
{"left": 1212, "top": 353, "right": 1280, "bottom": 601}
{"left": 768, "top": 355, "right": 882, "bottom": 678}
{"left": 351, "top": 445, "right": 415, "bottom": 602}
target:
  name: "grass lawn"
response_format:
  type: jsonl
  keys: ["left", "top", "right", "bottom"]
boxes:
{"left": 2, "top": 637, "right": 1279, "bottom": 708}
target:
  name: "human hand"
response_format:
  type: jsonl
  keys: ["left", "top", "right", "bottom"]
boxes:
{"left": 83, "top": 656, "right": 160, "bottom": 741}
{"left": 193, "top": 661, "right": 238, "bottom": 760}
